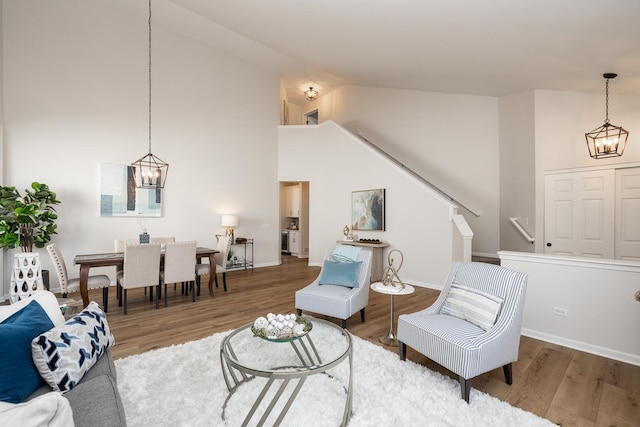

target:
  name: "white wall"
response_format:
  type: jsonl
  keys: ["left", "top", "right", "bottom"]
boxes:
{"left": 309, "top": 85, "right": 501, "bottom": 257}
{"left": 499, "top": 91, "right": 536, "bottom": 252}
{"left": 2, "top": 1, "right": 281, "bottom": 296}
{"left": 278, "top": 121, "right": 459, "bottom": 287}
{"left": 500, "top": 251, "right": 640, "bottom": 366}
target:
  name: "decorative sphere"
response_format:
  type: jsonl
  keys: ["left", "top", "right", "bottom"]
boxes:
{"left": 253, "top": 317, "right": 269, "bottom": 329}
{"left": 267, "top": 313, "right": 275, "bottom": 321}
{"left": 293, "top": 324, "right": 305, "bottom": 335}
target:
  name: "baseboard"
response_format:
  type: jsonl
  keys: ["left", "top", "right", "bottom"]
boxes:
{"left": 521, "top": 328, "right": 640, "bottom": 367}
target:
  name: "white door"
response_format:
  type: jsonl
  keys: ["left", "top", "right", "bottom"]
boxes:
{"left": 544, "top": 170, "right": 615, "bottom": 258}
{"left": 615, "top": 168, "right": 640, "bottom": 262}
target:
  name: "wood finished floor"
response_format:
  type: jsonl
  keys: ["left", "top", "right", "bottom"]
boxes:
{"left": 89, "top": 255, "right": 638, "bottom": 426}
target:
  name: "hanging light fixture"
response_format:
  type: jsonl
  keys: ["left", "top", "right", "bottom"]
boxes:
{"left": 132, "top": 0, "right": 169, "bottom": 188}
{"left": 585, "top": 73, "right": 629, "bottom": 159}
{"left": 304, "top": 86, "right": 318, "bottom": 101}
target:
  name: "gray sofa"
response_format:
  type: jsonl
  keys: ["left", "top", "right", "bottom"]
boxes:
{"left": 26, "top": 349, "right": 127, "bottom": 427}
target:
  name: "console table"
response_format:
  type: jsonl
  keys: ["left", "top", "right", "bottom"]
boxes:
{"left": 336, "top": 240, "right": 389, "bottom": 282}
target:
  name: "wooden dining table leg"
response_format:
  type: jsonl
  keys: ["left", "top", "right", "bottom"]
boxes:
{"left": 208, "top": 253, "right": 216, "bottom": 297}
{"left": 79, "top": 264, "right": 90, "bottom": 307}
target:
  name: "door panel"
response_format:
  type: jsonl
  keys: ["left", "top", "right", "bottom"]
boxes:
{"left": 616, "top": 168, "right": 640, "bottom": 261}
{"left": 545, "top": 170, "right": 615, "bottom": 258}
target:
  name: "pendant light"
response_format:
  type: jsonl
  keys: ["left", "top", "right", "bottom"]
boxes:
{"left": 585, "top": 73, "right": 629, "bottom": 159}
{"left": 132, "top": 0, "right": 169, "bottom": 188}
{"left": 304, "top": 86, "right": 318, "bottom": 101}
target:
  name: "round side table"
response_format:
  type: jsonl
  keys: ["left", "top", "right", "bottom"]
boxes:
{"left": 370, "top": 282, "right": 415, "bottom": 346}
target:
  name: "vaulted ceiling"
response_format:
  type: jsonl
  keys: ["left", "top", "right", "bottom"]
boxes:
{"left": 133, "top": 0, "right": 640, "bottom": 104}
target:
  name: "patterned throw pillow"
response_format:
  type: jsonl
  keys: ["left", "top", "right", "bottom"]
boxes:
{"left": 440, "top": 283, "right": 504, "bottom": 331}
{"left": 31, "top": 302, "right": 115, "bottom": 393}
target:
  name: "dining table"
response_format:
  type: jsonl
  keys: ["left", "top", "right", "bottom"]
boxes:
{"left": 73, "top": 246, "right": 219, "bottom": 307}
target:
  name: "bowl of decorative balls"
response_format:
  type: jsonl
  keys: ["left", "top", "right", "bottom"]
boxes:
{"left": 251, "top": 312, "right": 313, "bottom": 342}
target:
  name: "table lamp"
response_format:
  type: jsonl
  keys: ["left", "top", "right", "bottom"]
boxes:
{"left": 221, "top": 215, "right": 238, "bottom": 242}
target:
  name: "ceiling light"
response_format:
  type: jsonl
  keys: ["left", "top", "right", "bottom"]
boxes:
{"left": 132, "top": 0, "right": 169, "bottom": 188}
{"left": 585, "top": 73, "right": 629, "bottom": 159}
{"left": 304, "top": 87, "right": 318, "bottom": 101}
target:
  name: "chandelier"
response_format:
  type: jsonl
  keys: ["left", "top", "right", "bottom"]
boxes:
{"left": 304, "top": 86, "right": 318, "bottom": 102}
{"left": 132, "top": 0, "right": 169, "bottom": 188}
{"left": 585, "top": 73, "right": 629, "bottom": 159}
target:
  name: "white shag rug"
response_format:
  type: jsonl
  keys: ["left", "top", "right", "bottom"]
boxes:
{"left": 115, "top": 326, "right": 555, "bottom": 427}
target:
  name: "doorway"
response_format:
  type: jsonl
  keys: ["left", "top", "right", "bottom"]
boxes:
{"left": 305, "top": 109, "right": 318, "bottom": 125}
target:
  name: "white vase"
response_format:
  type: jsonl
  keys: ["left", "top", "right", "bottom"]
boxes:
{"left": 10, "top": 252, "right": 44, "bottom": 303}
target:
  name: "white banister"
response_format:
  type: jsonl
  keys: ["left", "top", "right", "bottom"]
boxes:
{"left": 509, "top": 217, "right": 535, "bottom": 243}
{"left": 452, "top": 214, "right": 473, "bottom": 262}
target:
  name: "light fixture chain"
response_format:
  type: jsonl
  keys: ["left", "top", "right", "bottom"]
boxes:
{"left": 148, "top": 0, "right": 152, "bottom": 154}
{"left": 605, "top": 77, "right": 610, "bottom": 124}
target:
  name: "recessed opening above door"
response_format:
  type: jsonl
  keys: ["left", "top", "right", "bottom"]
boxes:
{"left": 305, "top": 109, "right": 318, "bottom": 125}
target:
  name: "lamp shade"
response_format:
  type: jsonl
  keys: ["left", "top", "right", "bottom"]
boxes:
{"left": 221, "top": 215, "right": 238, "bottom": 227}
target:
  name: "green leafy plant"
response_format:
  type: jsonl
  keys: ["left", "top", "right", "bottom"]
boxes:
{"left": 0, "top": 182, "right": 60, "bottom": 252}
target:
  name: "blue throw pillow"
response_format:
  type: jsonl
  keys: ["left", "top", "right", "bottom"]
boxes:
{"left": 319, "top": 260, "right": 362, "bottom": 288}
{"left": 0, "top": 300, "right": 54, "bottom": 403}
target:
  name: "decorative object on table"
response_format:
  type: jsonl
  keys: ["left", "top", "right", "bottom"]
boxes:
{"left": 343, "top": 225, "right": 354, "bottom": 241}
{"left": 235, "top": 237, "right": 247, "bottom": 244}
{"left": 380, "top": 249, "right": 406, "bottom": 290}
{"left": 585, "top": 73, "right": 629, "bottom": 159}
{"left": 221, "top": 214, "right": 238, "bottom": 243}
{"left": 351, "top": 188, "right": 385, "bottom": 231}
{"left": 358, "top": 238, "right": 382, "bottom": 244}
{"left": 0, "top": 182, "right": 60, "bottom": 303}
{"left": 131, "top": 0, "right": 169, "bottom": 189}
{"left": 251, "top": 312, "right": 312, "bottom": 341}
{"left": 137, "top": 217, "right": 150, "bottom": 243}
{"left": 100, "top": 163, "right": 162, "bottom": 217}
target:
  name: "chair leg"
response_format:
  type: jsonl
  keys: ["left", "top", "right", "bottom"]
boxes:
{"left": 164, "top": 284, "right": 168, "bottom": 307}
{"left": 399, "top": 342, "right": 407, "bottom": 361}
{"left": 118, "top": 285, "right": 123, "bottom": 307}
{"left": 123, "top": 289, "right": 128, "bottom": 315}
{"left": 155, "top": 284, "right": 160, "bottom": 309}
{"left": 341, "top": 319, "right": 347, "bottom": 328}
{"left": 222, "top": 273, "right": 227, "bottom": 292}
{"left": 103, "top": 287, "right": 109, "bottom": 312}
{"left": 459, "top": 376, "right": 471, "bottom": 403}
{"left": 296, "top": 309, "right": 302, "bottom": 316}
{"left": 503, "top": 363, "right": 513, "bottom": 385}
{"left": 214, "top": 274, "right": 219, "bottom": 288}
{"left": 192, "top": 280, "right": 196, "bottom": 302}
{"left": 360, "top": 308, "right": 365, "bottom": 323}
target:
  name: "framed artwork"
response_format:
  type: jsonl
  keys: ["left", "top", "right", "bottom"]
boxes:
{"left": 100, "top": 163, "right": 162, "bottom": 217}
{"left": 351, "top": 188, "right": 385, "bottom": 231}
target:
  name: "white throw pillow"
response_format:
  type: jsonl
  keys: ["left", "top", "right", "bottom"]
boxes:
{"left": 0, "top": 291, "right": 65, "bottom": 327}
{"left": 440, "top": 283, "right": 503, "bottom": 331}
{"left": 32, "top": 302, "right": 114, "bottom": 393}
{"left": 0, "top": 392, "right": 74, "bottom": 427}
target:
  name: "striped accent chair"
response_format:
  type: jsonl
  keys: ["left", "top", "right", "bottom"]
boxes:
{"left": 295, "top": 247, "right": 372, "bottom": 328}
{"left": 397, "top": 262, "right": 527, "bottom": 403}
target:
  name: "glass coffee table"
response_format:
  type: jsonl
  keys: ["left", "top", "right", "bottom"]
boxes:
{"left": 220, "top": 318, "right": 353, "bottom": 426}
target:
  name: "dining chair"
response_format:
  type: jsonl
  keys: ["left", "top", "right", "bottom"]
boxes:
{"left": 196, "top": 235, "right": 231, "bottom": 293}
{"left": 47, "top": 243, "right": 112, "bottom": 311}
{"left": 116, "top": 243, "right": 161, "bottom": 315}
{"left": 159, "top": 241, "right": 197, "bottom": 307}
{"left": 150, "top": 236, "right": 176, "bottom": 245}
{"left": 114, "top": 238, "right": 139, "bottom": 252}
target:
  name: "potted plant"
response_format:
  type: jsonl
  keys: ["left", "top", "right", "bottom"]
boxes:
{"left": 0, "top": 182, "right": 60, "bottom": 251}
{"left": 0, "top": 182, "right": 60, "bottom": 301}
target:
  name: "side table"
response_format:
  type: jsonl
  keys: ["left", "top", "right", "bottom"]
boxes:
{"left": 370, "top": 282, "right": 415, "bottom": 346}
